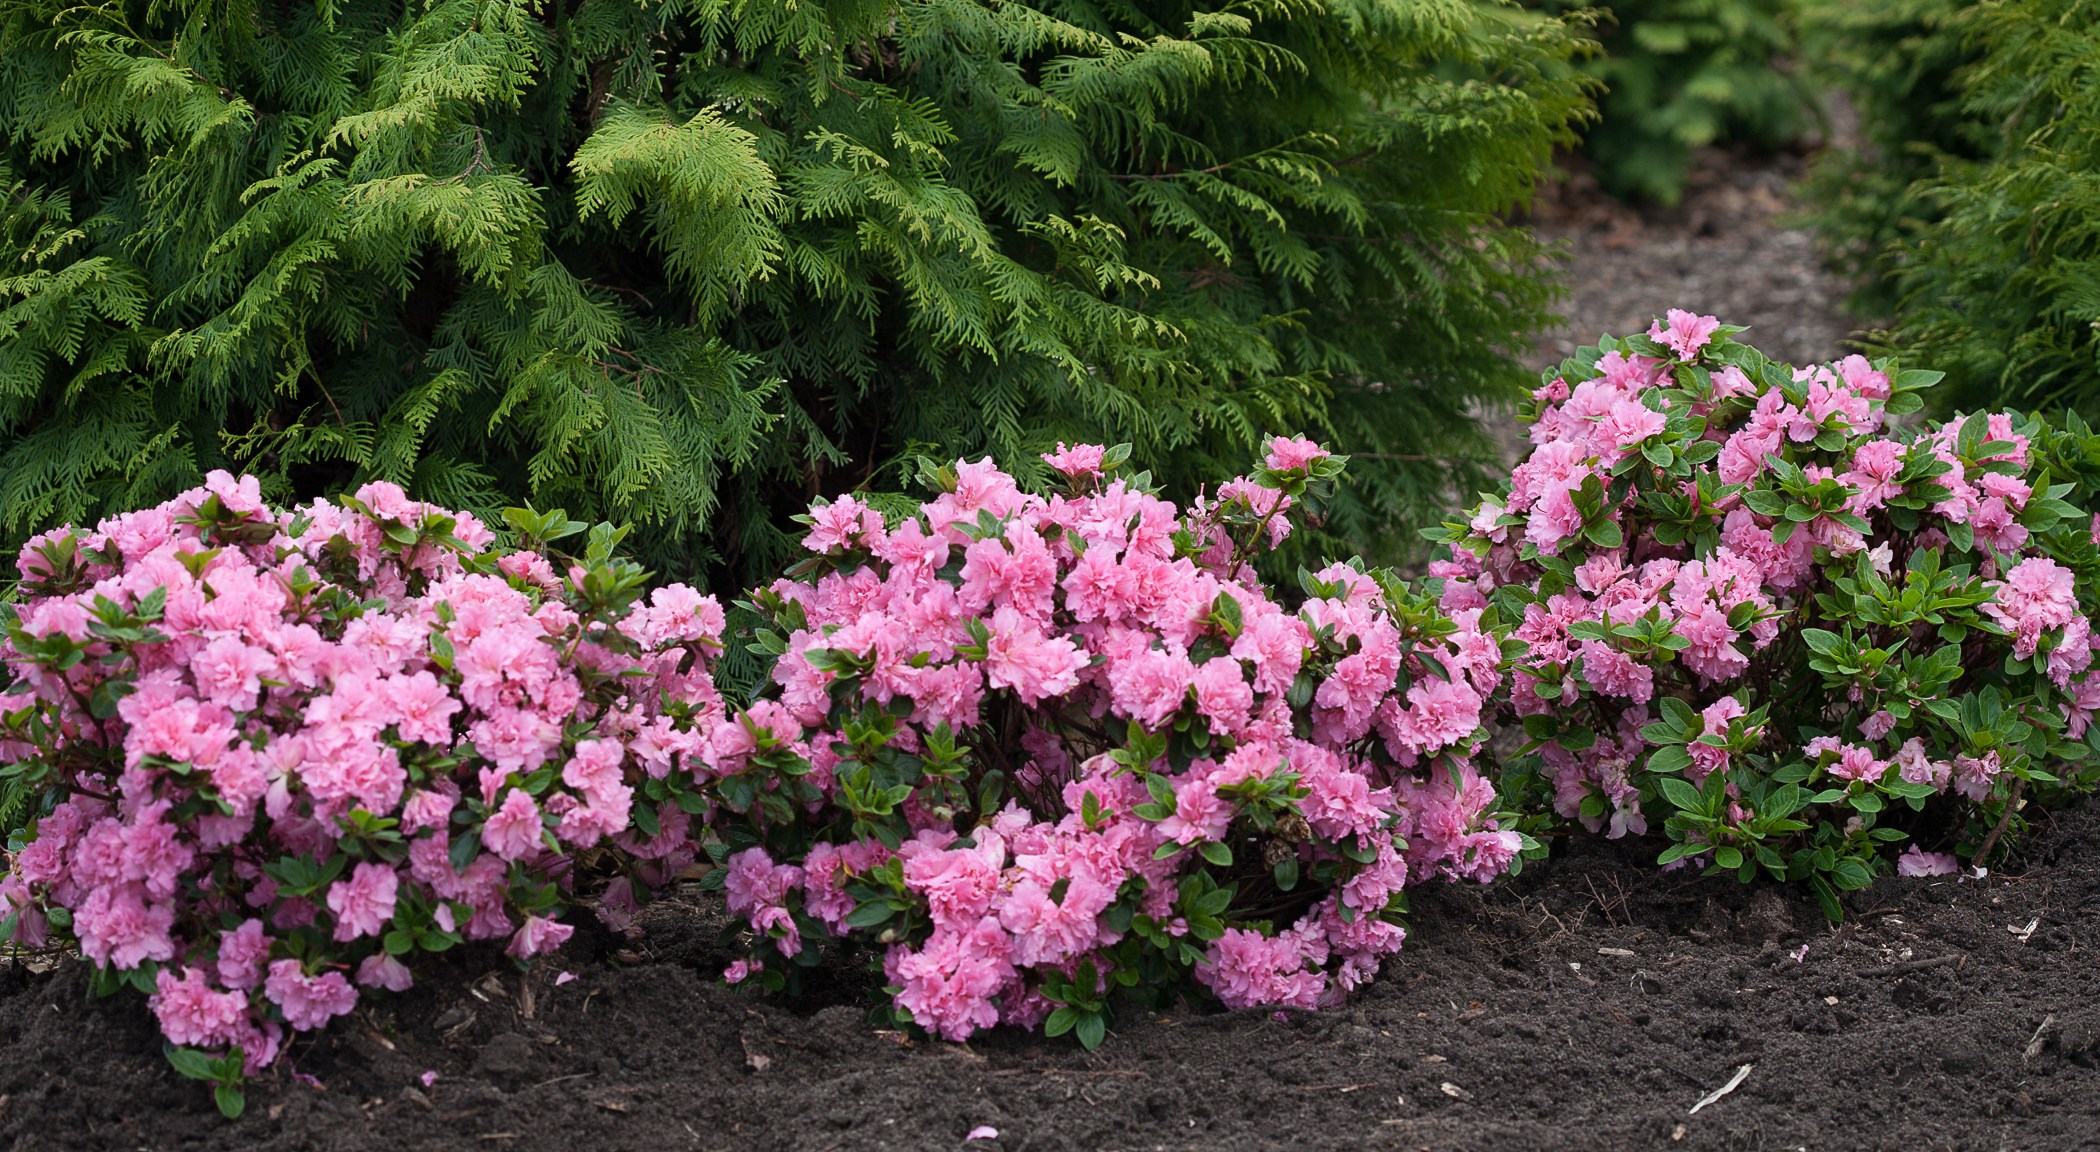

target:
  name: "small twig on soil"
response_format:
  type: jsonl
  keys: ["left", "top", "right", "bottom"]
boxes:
{"left": 1584, "top": 874, "right": 1627, "bottom": 930}
{"left": 1297, "top": 1083, "right": 1380, "bottom": 1092}
{"left": 528, "top": 1073, "right": 592, "bottom": 1090}
{"left": 1974, "top": 778, "right": 2027, "bottom": 866}
{"left": 1687, "top": 1064, "right": 1754, "bottom": 1115}
{"left": 1854, "top": 955, "right": 1964, "bottom": 977}
{"left": 988, "top": 1068, "right": 1149, "bottom": 1078}
{"left": 2024, "top": 1014, "right": 2057, "bottom": 1061}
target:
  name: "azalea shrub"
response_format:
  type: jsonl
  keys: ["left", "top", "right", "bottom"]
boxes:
{"left": 0, "top": 441, "right": 1520, "bottom": 1109}
{"left": 695, "top": 441, "right": 1514, "bottom": 1046}
{"left": 1424, "top": 313, "right": 2100, "bottom": 918}
{"left": 0, "top": 475, "right": 730, "bottom": 1114}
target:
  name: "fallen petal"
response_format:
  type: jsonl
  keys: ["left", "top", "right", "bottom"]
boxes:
{"left": 966, "top": 1125, "right": 1000, "bottom": 1140}
{"left": 555, "top": 971, "right": 578, "bottom": 985}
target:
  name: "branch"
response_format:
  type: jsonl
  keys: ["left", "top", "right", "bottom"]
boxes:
{"left": 1102, "top": 162, "right": 1233, "bottom": 181}
{"left": 1974, "top": 777, "right": 2027, "bottom": 866}
{"left": 432, "top": 128, "right": 492, "bottom": 186}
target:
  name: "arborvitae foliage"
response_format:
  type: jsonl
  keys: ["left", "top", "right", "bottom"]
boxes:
{"left": 1794, "top": 0, "right": 1989, "bottom": 319}
{"left": 1861, "top": 0, "right": 2100, "bottom": 416}
{"left": 0, "top": 0, "right": 1595, "bottom": 585}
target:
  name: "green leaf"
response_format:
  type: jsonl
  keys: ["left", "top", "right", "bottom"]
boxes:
{"left": 1646, "top": 745, "right": 1693, "bottom": 775}
{"left": 1810, "top": 874, "right": 1844, "bottom": 923}
{"left": 165, "top": 1047, "right": 218, "bottom": 1081}
{"left": 1656, "top": 776, "right": 1705, "bottom": 811}
{"left": 1273, "top": 855, "right": 1299, "bottom": 891}
{"left": 843, "top": 902, "right": 894, "bottom": 929}
{"left": 1800, "top": 629, "right": 1843, "bottom": 656}
{"left": 1831, "top": 858, "right": 1875, "bottom": 890}
{"left": 1199, "top": 841, "right": 1233, "bottom": 867}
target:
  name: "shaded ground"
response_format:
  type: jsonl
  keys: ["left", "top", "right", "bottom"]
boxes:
{"left": 1523, "top": 148, "right": 1860, "bottom": 375}
{"left": 1479, "top": 146, "right": 1864, "bottom": 467}
{"left": 4, "top": 797, "right": 2097, "bottom": 1152}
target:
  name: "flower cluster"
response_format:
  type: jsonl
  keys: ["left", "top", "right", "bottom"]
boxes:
{"left": 0, "top": 477, "right": 725, "bottom": 1075}
{"left": 700, "top": 439, "right": 1512, "bottom": 1042}
{"left": 1427, "top": 314, "right": 2100, "bottom": 912}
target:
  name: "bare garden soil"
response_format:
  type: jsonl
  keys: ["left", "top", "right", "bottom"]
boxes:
{"left": 1, "top": 795, "right": 2097, "bottom": 1152}
{"left": 1520, "top": 147, "right": 1860, "bottom": 375}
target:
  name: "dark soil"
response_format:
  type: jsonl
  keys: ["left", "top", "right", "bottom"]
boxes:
{"left": 4, "top": 799, "right": 2098, "bottom": 1152}
{"left": 1522, "top": 148, "right": 1861, "bottom": 375}
{"left": 1479, "top": 146, "right": 1862, "bottom": 467}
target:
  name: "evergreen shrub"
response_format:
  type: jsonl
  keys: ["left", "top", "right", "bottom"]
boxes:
{"left": 1835, "top": 0, "right": 2100, "bottom": 417}
{"left": 1792, "top": 0, "right": 1986, "bottom": 319}
{"left": 0, "top": 0, "right": 1597, "bottom": 584}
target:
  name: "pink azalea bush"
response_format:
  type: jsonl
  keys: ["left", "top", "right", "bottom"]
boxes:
{"left": 0, "top": 477, "right": 726, "bottom": 1104}
{"left": 0, "top": 438, "right": 1517, "bottom": 1102}
{"left": 698, "top": 440, "right": 1514, "bottom": 1044}
{"left": 1424, "top": 315, "right": 2100, "bottom": 916}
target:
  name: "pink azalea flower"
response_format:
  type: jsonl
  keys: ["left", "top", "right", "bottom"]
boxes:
{"left": 1647, "top": 309, "right": 1721, "bottom": 361}
{"left": 1263, "top": 435, "right": 1329, "bottom": 473}
{"left": 1041, "top": 442, "right": 1107, "bottom": 478}
{"left": 217, "top": 918, "right": 272, "bottom": 989}
{"left": 326, "top": 862, "right": 399, "bottom": 942}
{"left": 263, "top": 959, "right": 358, "bottom": 1031}
{"left": 356, "top": 953, "right": 414, "bottom": 992}
{"left": 1195, "top": 928, "right": 1324, "bottom": 1010}
{"left": 1896, "top": 845, "right": 1958, "bottom": 877}
{"left": 1158, "top": 777, "right": 1233, "bottom": 845}
{"left": 1108, "top": 648, "right": 1198, "bottom": 731}
{"left": 506, "top": 915, "right": 575, "bottom": 959}
{"left": 481, "top": 788, "right": 546, "bottom": 862}
{"left": 1828, "top": 744, "right": 1888, "bottom": 784}
{"left": 74, "top": 882, "right": 176, "bottom": 970}
{"left": 151, "top": 968, "right": 248, "bottom": 1049}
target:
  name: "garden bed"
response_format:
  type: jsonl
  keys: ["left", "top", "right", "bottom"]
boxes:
{"left": 4, "top": 800, "right": 2094, "bottom": 1152}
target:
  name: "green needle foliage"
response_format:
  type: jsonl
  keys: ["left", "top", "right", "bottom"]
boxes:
{"left": 0, "top": 0, "right": 1596, "bottom": 586}
{"left": 1794, "top": 0, "right": 1987, "bottom": 320}
{"left": 1844, "top": 0, "right": 2100, "bottom": 418}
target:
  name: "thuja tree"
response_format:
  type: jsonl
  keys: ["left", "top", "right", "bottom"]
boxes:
{"left": 0, "top": 0, "right": 1595, "bottom": 586}
{"left": 1870, "top": 0, "right": 2100, "bottom": 417}
{"left": 1793, "top": 0, "right": 1988, "bottom": 320}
